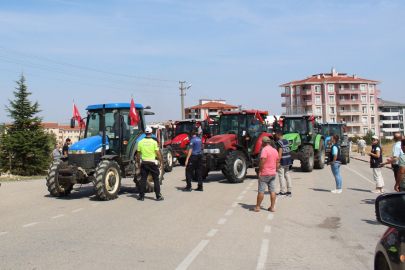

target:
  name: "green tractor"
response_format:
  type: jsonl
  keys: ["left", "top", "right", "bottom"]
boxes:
{"left": 274, "top": 115, "right": 325, "bottom": 172}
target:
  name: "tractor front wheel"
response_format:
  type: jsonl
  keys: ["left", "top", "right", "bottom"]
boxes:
{"left": 163, "top": 146, "right": 173, "bottom": 172}
{"left": 301, "top": 145, "right": 314, "bottom": 172}
{"left": 46, "top": 160, "right": 73, "bottom": 197}
{"left": 314, "top": 139, "right": 325, "bottom": 169}
{"left": 94, "top": 160, "right": 121, "bottom": 200}
{"left": 224, "top": 151, "right": 247, "bottom": 183}
{"left": 341, "top": 146, "right": 350, "bottom": 164}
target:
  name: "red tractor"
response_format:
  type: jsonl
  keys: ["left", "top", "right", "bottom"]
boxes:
{"left": 171, "top": 119, "right": 213, "bottom": 165}
{"left": 202, "top": 110, "right": 273, "bottom": 183}
{"left": 149, "top": 124, "right": 174, "bottom": 172}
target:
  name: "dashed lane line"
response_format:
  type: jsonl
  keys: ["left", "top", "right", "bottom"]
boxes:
{"left": 225, "top": 210, "right": 233, "bottom": 216}
{"left": 267, "top": 213, "right": 274, "bottom": 220}
{"left": 51, "top": 214, "right": 65, "bottom": 219}
{"left": 175, "top": 239, "right": 210, "bottom": 270}
{"left": 263, "top": 226, "right": 271, "bottom": 233}
{"left": 237, "top": 195, "right": 244, "bottom": 200}
{"left": 231, "top": 202, "right": 238, "bottom": 207}
{"left": 0, "top": 231, "right": 8, "bottom": 236}
{"left": 256, "top": 239, "right": 269, "bottom": 270}
{"left": 206, "top": 229, "right": 218, "bottom": 237}
{"left": 343, "top": 165, "right": 376, "bottom": 186}
{"left": 22, "top": 222, "right": 38, "bottom": 228}
{"left": 246, "top": 186, "right": 251, "bottom": 189}
{"left": 241, "top": 190, "right": 247, "bottom": 194}
{"left": 72, "top": 208, "right": 84, "bottom": 213}
{"left": 218, "top": 218, "right": 227, "bottom": 225}
{"left": 92, "top": 203, "right": 101, "bottom": 206}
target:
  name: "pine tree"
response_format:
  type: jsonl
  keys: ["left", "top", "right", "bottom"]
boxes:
{"left": 0, "top": 75, "right": 55, "bottom": 175}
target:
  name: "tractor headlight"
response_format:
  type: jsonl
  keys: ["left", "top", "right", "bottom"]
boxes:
{"left": 68, "top": 150, "right": 87, "bottom": 154}
{"left": 203, "top": 148, "right": 220, "bottom": 154}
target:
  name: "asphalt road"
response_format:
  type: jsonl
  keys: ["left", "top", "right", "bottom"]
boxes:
{"left": 0, "top": 153, "right": 396, "bottom": 270}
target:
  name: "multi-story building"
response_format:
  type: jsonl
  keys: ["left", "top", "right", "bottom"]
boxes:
{"left": 184, "top": 99, "right": 238, "bottom": 119}
{"left": 280, "top": 68, "right": 382, "bottom": 137}
{"left": 378, "top": 100, "right": 405, "bottom": 139}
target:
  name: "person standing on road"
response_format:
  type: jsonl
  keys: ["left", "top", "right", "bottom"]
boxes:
{"left": 394, "top": 139, "right": 405, "bottom": 192}
{"left": 358, "top": 137, "right": 366, "bottom": 156}
{"left": 367, "top": 135, "right": 385, "bottom": 193}
{"left": 50, "top": 143, "right": 62, "bottom": 160}
{"left": 274, "top": 130, "right": 292, "bottom": 197}
{"left": 379, "top": 132, "right": 404, "bottom": 181}
{"left": 183, "top": 128, "right": 203, "bottom": 192}
{"left": 250, "top": 137, "right": 279, "bottom": 212}
{"left": 62, "top": 138, "right": 71, "bottom": 155}
{"left": 349, "top": 140, "right": 353, "bottom": 153}
{"left": 328, "top": 134, "right": 343, "bottom": 193}
{"left": 137, "top": 127, "right": 164, "bottom": 201}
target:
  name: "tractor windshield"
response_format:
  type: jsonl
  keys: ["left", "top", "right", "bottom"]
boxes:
{"left": 283, "top": 118, "right": 308, "bottom": 135}
{"left": 220, "top": 114, "right": 244, "bottom": 134}
{"left": 175, "top": 122, "right": 195, "bottom": 136}
{"left": 320, "top": 125, "right": 329, "bottom": 137}
{"left": 329, "top": 125, "right": 342, "bottom": 137}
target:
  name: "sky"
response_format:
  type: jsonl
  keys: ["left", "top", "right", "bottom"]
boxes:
{"left": 1, "top": 0, "right": 405, "bottom": 124}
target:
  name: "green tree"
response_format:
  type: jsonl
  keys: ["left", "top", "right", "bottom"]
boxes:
{"left": 0, "top": 75, "right": 54, "bottom": 175}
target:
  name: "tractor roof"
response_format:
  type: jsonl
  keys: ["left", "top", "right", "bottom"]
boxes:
{"left": 175, "top": 119, "right": 204, "bottom": 123}
{"left": 222, "top": 110, "right": 268, "bottom": 115}
{"left": 281, "top": 114, "right": 319, "bottom": 119}
{"left": 86, "top": 103, "right": 144, "bottom": 110}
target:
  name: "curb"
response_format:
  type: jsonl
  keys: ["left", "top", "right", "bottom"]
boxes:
{"left": 351, "top": 156, "right": 392, "bottom": 169}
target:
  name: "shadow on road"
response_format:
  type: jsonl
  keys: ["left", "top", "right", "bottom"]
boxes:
{"left": 348, "top": 188, "right": 372, "bottom": 193}
{"left": 309, "top": 188, "right": 331, "bottom": 192}
{"left": 238, "top": 202, "right": 268, "bottom": 211}
{"left": 361, "top": 219, "right": 380, "bottom": 226}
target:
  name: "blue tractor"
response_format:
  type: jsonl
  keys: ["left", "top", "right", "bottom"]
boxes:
{"left": 46, "top": 103, "right": 164, "bottom": 200}
{"left": 319, "top": 123, "right": 350, "bottom": 164}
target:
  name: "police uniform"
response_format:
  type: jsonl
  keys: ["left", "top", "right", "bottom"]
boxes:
{"left": 186, "top": 136, "right": 203, "bottom": 189}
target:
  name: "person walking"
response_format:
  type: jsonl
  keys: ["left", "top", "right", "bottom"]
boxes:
{"left": 394, "top": 139, "right": 405, "bottom": 192}
{"left": 50, "top": 143, "right": 62, "bottom": 160}
{"left": 62, "top": 138, "right": 71, "bottom": 155}
{"left": 183, "top": 129, "right": 203, "bottom": 191}
{"left": 274, "top": 130, "right": 292, "bottom": 197}
{"left": 137, "top": 127, "right": 164, "bottom": 201}
{"left": 328, "top": 134, "right": 343, "bottom": 193}
{"left": 379, "top": 132, "right": 404, "bottom": 180}
{"left": 250, "top": 137, "right": 279, "bottom": 212}
{"left": 358, "top": 137, "right": 366, "bottom": 156}
{"left": 349, "top": 140, "right": 353, "bottom": 153}
{"left": 367, "top": 135, "right": 385, "bottom": 193}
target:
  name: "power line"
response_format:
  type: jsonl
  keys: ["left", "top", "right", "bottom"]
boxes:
{"left": 0, "top": 46, "right": 178, "bottom": 82}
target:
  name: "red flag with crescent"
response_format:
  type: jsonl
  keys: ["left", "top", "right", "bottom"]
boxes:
{"left": 129, "top": 98, "right": 140, "bottom": 127}
{"left": 73, "top": 104, "right": 85, "bottom": 128}
{"left": 205, "top": 112, "right": 213, "bottom": 124}
{"left": 254, "top": 110, "right": 264, "bottom": 124}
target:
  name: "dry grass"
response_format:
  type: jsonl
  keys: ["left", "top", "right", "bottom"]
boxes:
{"left": 352, "top": 142, "right": 394, "bottom": 157}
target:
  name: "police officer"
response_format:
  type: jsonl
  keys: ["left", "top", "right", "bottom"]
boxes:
{"left": 183, "top": 128, "right": 203, "bottom": 191}
{"left": 137, "top": 127, "right": 164, "bottom": 201}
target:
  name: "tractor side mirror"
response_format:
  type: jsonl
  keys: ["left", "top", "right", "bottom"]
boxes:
{"left": 70, "top": 118, "right": 75, "bottom": 128}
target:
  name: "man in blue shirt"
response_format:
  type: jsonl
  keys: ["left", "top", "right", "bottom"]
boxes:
{"left": 184, "top": 129, "right": 203, "bottom": 191}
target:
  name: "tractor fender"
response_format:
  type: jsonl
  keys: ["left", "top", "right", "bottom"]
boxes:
{"left": 254, "top": 132, "right": 273, "bottom": 155}
{"left": 101, "top": 155, "right": 125, "bottom": 177}
{"left": 314, "top": 135, "right": 324, "bottom": 150}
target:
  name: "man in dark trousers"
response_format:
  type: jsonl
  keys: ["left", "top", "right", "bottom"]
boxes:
{"left": 62, "top": 138, "right": 71, "bottom": 155}
{"left": 183, "top": 128, "right": 203, "bottom": 191}
{"left": 137, "top": 127, "right": 164, "bottom": 201}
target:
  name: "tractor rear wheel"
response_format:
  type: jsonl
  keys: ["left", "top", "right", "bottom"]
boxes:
{"left": 178, "top": 157, "right": 186, "bottom": 166}
{"left": 46, "top": 160, "right": 73, "bottom": 197}
{"left": 94, "top": 160, "right": 121, "bottom": 200}
{"left": 163, "top": 146, "right": 173, "bottom": 172}
{"left": 300, "top": 145, "right": 314, "bottom": 172}
{"left": 224, "top": 150, "right": 247, "bottom": 183}
{"left": 341, "top": 146, "right": 349, "bottom": 164}
{"left": 314, "top": 139, "right": 325, "bottom": 169}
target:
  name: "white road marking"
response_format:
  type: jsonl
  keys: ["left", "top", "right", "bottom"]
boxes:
{"left": 51, "top": 214, "right": 65, "bottom": 219}
{"left": 249, "top": 182, "right": 254, "bottom": 186}
{"left": 251, "top": 180, "right": 255, "bottom": 183}
{"left": 343, "top": 165, "right": 375, "bottom": 185}
{"left": 206, "top": 229, "right": 218, "bottom": 237}
{"left": 267, "top": 213, "right": 274, "bottom": 220}
{"left": 72, "top": 208, "right": 84, "bottom": 213}
{"left": 92, "top": 203, "right": 100, "bottom": 206}
{"left": 237, "top": 195, "right": 244, "bottom": 200}
{"left": 175, "top": 239, "right": 210, "bottom": 270}
{"left": 231, "top": 202, "right": 238, "bottom": 207}
{"left": 218, "top": 218, "right": 227, "bottom": 225}
{"left": 22, "top": 222, "right": 38, "bottom": 228}
{"left": 241, "top": 190, "right": 247, "bottom": 194}
{"left": 225, "top": 210, "right": 233, "bottom": 216}
{"left": 246, "top": 186, "right": 251, "bottom": 189}
{"left": 264, "top": 226, "right": 271, "bottom": 233}
{"left": 256, "top": 239, "right": 269, "bottom": 270}
{"left": 0, "top": 231, "right": 8, "bottom": 236}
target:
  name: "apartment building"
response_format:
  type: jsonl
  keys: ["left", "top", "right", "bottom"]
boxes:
{"left": 280, "top": 68, "right": 382, "bottom": 136}
{"left": 42, "top": 123, "right": 82, "bottom": 144}
{"left": 378, "top": 100, "right": 405, "bottom": 139}
{"left": 184, "top": 99, "right": 238, "bottom": 119}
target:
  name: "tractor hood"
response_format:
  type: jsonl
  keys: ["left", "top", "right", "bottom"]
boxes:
{"left": 69, "top": 136, "right": 109, "bottom": 153}
{"left": 283, "top": 133, "right": 301, "bottom": 151}
{"left": 205, "top": 134, "right": 237, "bottom": 145}
{"left": 173, "top": 133, "right": 189, "bottom": 144}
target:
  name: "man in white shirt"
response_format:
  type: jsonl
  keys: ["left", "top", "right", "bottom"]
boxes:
{"left": 379, "top": 133, "right": 404, "bottom": 180}
{"left": 357, "top": 137, "right": 366, "bottom": 156}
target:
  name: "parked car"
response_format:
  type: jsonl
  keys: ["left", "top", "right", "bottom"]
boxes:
{"left": 375, "top": 192, "right": 405, "bottom": 270}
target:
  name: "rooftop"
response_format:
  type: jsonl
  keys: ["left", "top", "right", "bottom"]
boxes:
{"left": 379, "top": 100, "right": 405, "bottom": 107}
{"left": 186, "top": 101, "right": 238, "bottom": 110}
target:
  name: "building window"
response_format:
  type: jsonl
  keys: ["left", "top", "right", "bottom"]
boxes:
{"left": 293, "top": 108, "right": 297, "bottom": 114}
{"left": 296, "top": 86, "right": 300, "bottom": 95}
{"left": 316, "top": 107, "right": 321, "bottom": 115}
{"left": 362, "top": 117, "right": 368, "bottom": 124}
{"left": 363, "top": 128, "right": 369, "bottom": 134}
{"left": 330, "top": 117, "right": 336, "bottom": 123}
{"left": 315, "top": 96, "right": 321, "bottom": 104}
{"left": 287, "top": 108, "right": 291, "bottom": 115}
{"left": 361, "top": 95, "right": 367, "bottom": 103}
{"left": 329, "top": 106, "right": 335, "bottom": 114}
{"left": 286, "top": 87, "right": 290, "bottom": 95}
{"left": 296, "top": 97, "right": 300, "bottom": 105}
{"left": 339, "top": 85, "right": 344, "bottom": 90}
{"left": 340, "top": 106, "right": 345, "bottom": 112}
{"left": 370, "top": 95, "right": 374, "bottom": 103}
{"left": 362, "top": 106, "right": 368, "bottom": 114}
{"left": 297, "top": 107, "right": 301, "bottom": 114}
{"left": 371, "top": 117, "right": 375, "bottom": 124}
{"left": 328, "top": 84, "right": 334, "bottom": 93}
{"left": 369, "top": 85, "right": 374, "bottom": 93}
{"left": 351, "top": 85, "right": 355, "bottom": 90}
{"left": 371, "top": 128, "right": 375, "bottom": 134}
{"left": 329, "top": 95, "right": 335, "bottom": 104}
{"left": 360, "top": 84, "right": 366, "bottom": 92}
{"left": 315, "top": 85, "right": 321, "bottom": 93}
{"left": 286, "top": 98, "right": 290, "bottom": 105}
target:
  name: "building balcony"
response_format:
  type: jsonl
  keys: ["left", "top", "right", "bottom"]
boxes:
{"left": 282, "top": 102, "right": 287, "bottom": 107}
{"left": 381, "top": 112, "right": 400, "bottom": 116}
{"left": 338, "top": 110, "right": 361, "bottom": 115}
{"left": 337, "top": 99, "right": 360, "bottom": 105}
{"left": 301, "top": 100, "right": 312, "bottom": 106}
{"left": 381, "top": 127, "right": 404, "bottom": 132}
{"left": 301, "top": 89, "right": 312, "bottom": 95}
{"left": 381, "top": 120, "right": 401, "bottom": 124}
{"left": 346, "top": 121, "right": 362, "bottom": 126}
{"left": 376, "top": 90, "right": 382, "bottom": 95}
{"left": 281, "top": 93, "right": 288, "bottom": 97}
{"left": 337, "top": 89, "right": 361, "bottom": 94}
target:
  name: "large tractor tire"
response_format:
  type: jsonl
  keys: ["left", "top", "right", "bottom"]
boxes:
{"left": 94, "top": 160, "right": 121, "bottom": 200}
{"left": 224, "top": 150, "right": 247, "bottom": 183}
{"left": 178, "top": 157, "right": 186, "bottom": 166}
{"left": 46, "top": 160, "right": 74, "bottom": 197}
{"left": 163, "top": 146, "right": 173, "bottom": 172}
{"left": 300, "top": 145, "right": 314, "bottom": 172}
{"left": 341, "top": 146, "right": 350, "bottom": 164}
{"left": 314, "top": 139, "right": 325, "bottom": 169}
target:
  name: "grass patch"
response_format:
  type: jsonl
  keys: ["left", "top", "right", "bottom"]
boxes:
{"left": 352, "top": 142, "right": 394, "bottom": 157}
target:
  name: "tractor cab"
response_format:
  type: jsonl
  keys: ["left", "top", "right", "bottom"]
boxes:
{"left": 319, "top": 122, "right": 350, "bottom": 164}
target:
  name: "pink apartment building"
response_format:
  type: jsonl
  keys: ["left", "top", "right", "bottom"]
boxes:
{"left": 280, "top": 68, "right": 382, "bottom": 136}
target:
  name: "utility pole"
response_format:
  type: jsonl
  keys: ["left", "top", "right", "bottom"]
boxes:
{"left": 179, "top": 81, "right": 186, "bottom": 119}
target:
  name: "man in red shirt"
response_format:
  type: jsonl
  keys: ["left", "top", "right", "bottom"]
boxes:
{"left": 251, "top": 137, "right": 280, "bottom": 212}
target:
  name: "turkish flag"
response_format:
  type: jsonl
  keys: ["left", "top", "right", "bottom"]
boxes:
{"left": 129, "top": 98, "right": 140, "bottom": 127}
{"left": 254, "top": 111, "right": 264, "bottom": 124}
{"left": 73, "top": 104, "right": 85, "bottom": 128}
{"left": 308, "top": 115, "right": 315, "bottom": 124}
{"left": 279, "top": 119, "right": 283, "bottom": 127}
{"left": 205, "top": 112, "right": 213, "bottom": 124}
